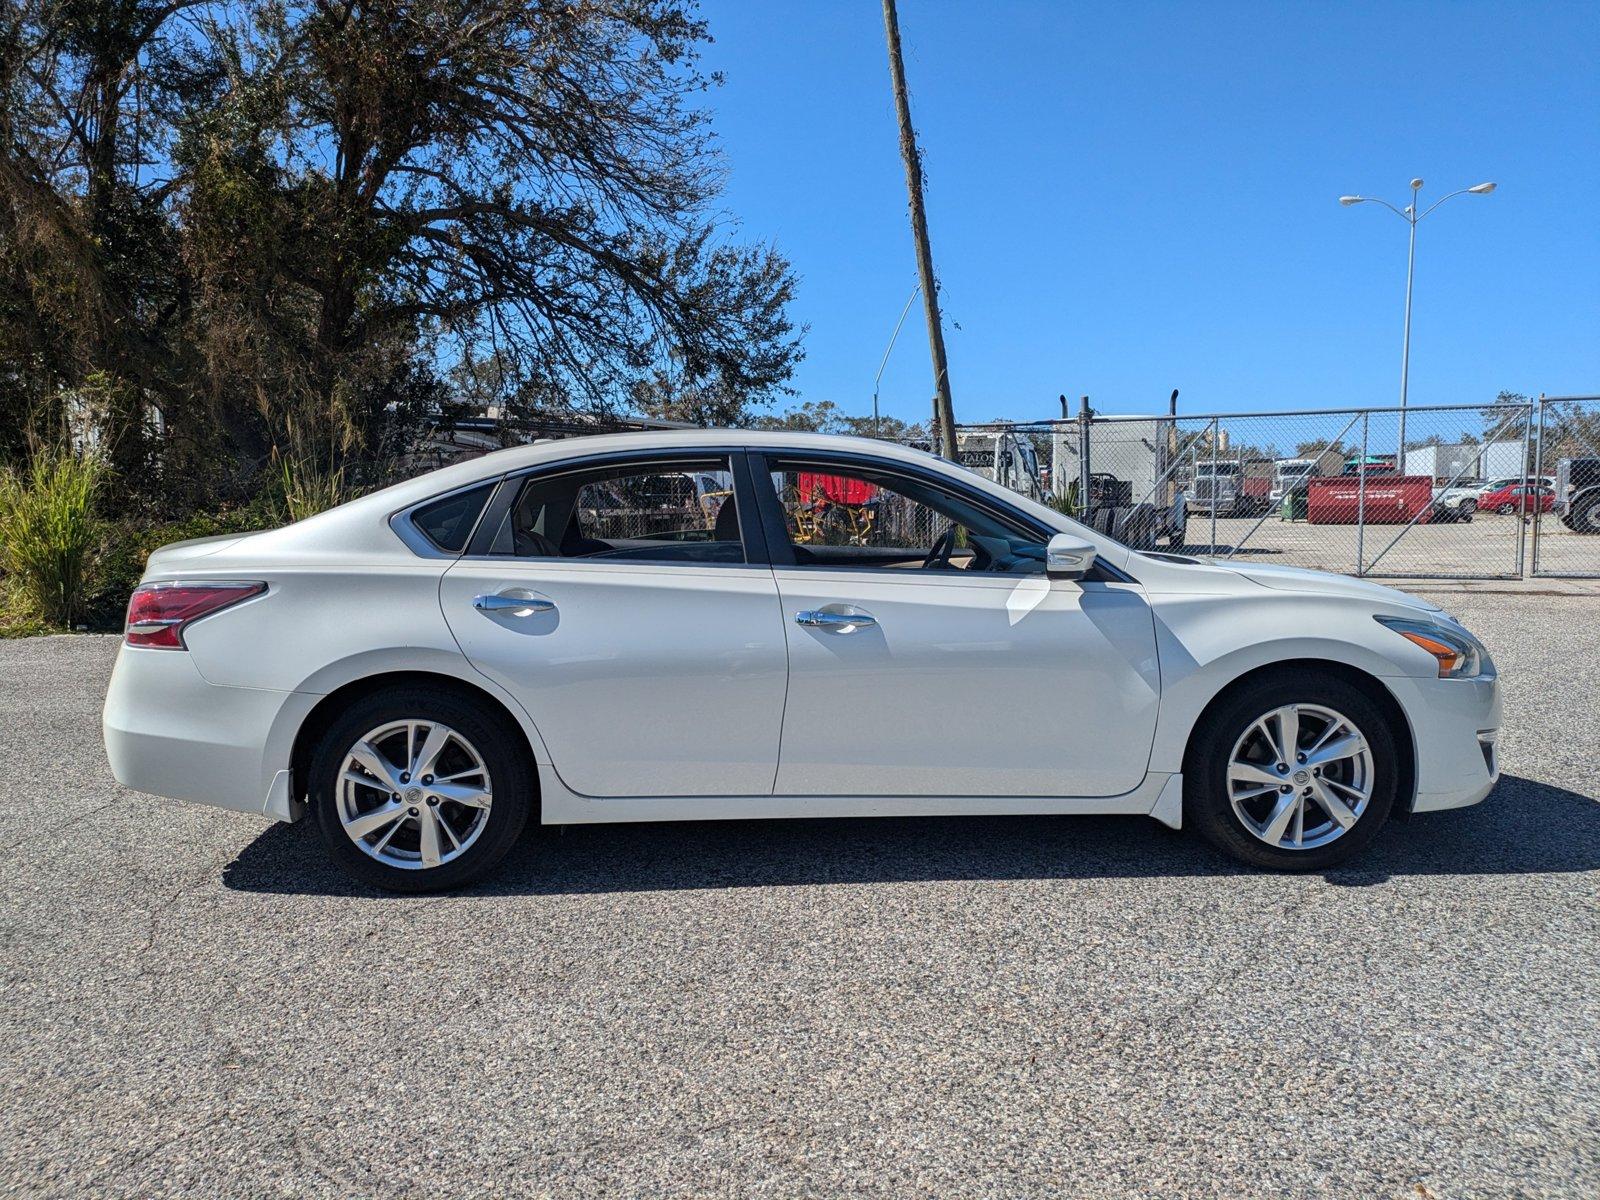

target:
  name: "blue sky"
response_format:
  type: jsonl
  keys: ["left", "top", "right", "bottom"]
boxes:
{"left": 695, "top": 0, "right": 1599, "bottom": 423}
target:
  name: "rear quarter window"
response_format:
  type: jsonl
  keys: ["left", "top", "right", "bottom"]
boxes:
{"left": 410, "top": 483, "right": 495, "bottom": 552}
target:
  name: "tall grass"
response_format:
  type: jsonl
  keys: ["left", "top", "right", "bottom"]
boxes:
{"left": 277, "top": 453, "right": 350, "bottom": 523}
{"left": 0, "top": 446, "right": 105, "bottom": 628}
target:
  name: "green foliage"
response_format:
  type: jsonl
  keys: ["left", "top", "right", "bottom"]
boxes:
{"left": 0, "top": 446, "right": 105, "bottom": 628}
{"left": 1044, "top": 482, "right": 1082, "bottom": 518}
{"left": 751, "top": 398, "right": 930, "bottom": 443}
{"left": 277, "top": 453, "right": 351, "bottom": 524}
{"left": 81, "top": 501, "right": 282, "bottom": 632}
{"left": 4, "top": 0, "right": 802, "bottom": 517}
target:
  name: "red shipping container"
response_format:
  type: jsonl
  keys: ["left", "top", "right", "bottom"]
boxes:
{"left": 1307, "top": 475, "right": 1434, "bottom": 524}
{"left": 798, "top": 472, "right": 878, "bottom": 506}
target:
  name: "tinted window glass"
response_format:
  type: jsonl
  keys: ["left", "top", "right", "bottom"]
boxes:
{"left": 492, "top": 457, "right": 743, "bottom": 565}
{"left": 411, "top": 482, "right": 495, "bottom": 552}
{"left": 766, "top": 459, "right": 1046, "bottom": 575}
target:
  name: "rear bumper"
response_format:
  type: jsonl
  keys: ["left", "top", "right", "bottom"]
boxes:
{"left": 102, "top": 644, "right": 315, "bottom": 821}
{"left": 1387, "top": 672, "right": 1502, "bottom": 813}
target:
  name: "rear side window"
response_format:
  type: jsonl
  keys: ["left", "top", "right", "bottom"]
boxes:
{"left": 410, "top": 483, "right": 495, "bottom": 552}
{"left": 485, "top": 456, "right": 742, "bottom": 564}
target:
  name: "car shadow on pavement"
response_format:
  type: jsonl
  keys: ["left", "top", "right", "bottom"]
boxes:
{"left": 221, "top": 774, "right": 1599, "bottom": 898}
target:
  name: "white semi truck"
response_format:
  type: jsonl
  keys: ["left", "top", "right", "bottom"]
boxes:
{"left": 954, "top": 427, "right": 1047, "bottom": 503}
{"left": 1270, "top": 450, "right": 1343, "bottom": 504}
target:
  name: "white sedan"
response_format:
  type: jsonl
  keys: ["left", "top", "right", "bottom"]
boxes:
{"left": 103, "top": 431, "right": 1501, "bottom": 890}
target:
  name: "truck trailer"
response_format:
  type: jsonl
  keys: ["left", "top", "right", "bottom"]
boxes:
{"left": 1050, "top": 417, "right": 1186, "bottom": 550}
{"left": 1403, "top": 439, "right": 1523, "bottom": 484}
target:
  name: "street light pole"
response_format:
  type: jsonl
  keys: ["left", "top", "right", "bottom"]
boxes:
{"left": 1398, "top": 181, "right": 1420, "bottom": 457}
{"left": 1340, "top": 178, "right": 1496, "bottom": 464}
{"left": 872, "top": 284, "right": 921, "bottom": 438}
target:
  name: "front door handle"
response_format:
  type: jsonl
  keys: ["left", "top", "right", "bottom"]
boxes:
{"left": 473, "top": 591, "right": 556, "bottom": 618}
{"left": 794, "top": 609, "right": 876, "bottom": 633}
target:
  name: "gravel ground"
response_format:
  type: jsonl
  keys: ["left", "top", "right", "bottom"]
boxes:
{"left": 1, "top": 591, "right": 1596, "bottom": 1199}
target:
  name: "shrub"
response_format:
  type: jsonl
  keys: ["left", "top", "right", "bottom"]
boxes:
{"left": 82, "top": 501, "right": 281, "bottom": 632}
{"left": 0, "top": 447, "right": 105, "bottom": 628}
{"left": 278, "top": 454, "right": 351, "bottom": 523}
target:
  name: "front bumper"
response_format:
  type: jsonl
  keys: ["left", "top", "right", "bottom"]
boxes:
{"left": 103, "top": 644, "right": 316, "bottom": 821}
{"left": 1386, "top": 671, "right": 1502, "bottom": 813}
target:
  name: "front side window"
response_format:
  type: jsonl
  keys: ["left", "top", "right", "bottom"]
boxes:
{"left": 763, "top": 458, "right": 1046, "bottom": 574}
{"left": 487, "top": 457, "right": 743, "bottom": 564}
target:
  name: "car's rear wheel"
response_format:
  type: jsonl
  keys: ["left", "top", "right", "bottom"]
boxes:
{"left": 1184, "top": 672, "right": 1397, "bottom": 870}
{"left": 310, "top": 687, "right": 533, "bottom": 892}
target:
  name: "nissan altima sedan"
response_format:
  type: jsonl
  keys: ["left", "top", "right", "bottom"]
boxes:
{"left": 103, "top": 431, "right": 1501, "bottom": 891}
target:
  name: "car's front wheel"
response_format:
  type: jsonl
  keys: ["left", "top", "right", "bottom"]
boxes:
{"left": 1184, "top": 672, "right": 1397, "bottom": 870}
{"left": 309, "top": 687, "right": 533, "bottom": 892}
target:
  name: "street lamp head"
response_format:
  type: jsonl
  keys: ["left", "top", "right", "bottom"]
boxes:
{"left": 1468, "top": 181, "right": 1497, "bottom": 194}
{"left": 1410, "top": 178, "right": 1424, "bottom": 190}
{"left": 1338, "top": 195, "right": 1362, "bottom": 206}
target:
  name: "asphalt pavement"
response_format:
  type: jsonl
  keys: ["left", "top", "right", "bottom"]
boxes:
{"left": 1, "top": 591, "right": 1596, "bottom": 1198}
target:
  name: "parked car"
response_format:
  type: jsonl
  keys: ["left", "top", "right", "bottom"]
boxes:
{"left": 1431, "top": 480, "right": 1482, "bottom": 520}
{"left": 1477, "top": 474, "right": 1554, "bottom": 497}
{"left": 104, "top": 431, "right": 1502, "bottom": 891}
{"left": 1480, "top": 483, "right": 1555, "bottom": 514}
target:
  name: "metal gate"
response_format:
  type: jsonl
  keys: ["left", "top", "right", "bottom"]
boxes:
{"left": 954, "top": 400, "right": 1562, "bottom": 581}
{"left": 1531, "top": 395, "right": 1600, "bottom": 578}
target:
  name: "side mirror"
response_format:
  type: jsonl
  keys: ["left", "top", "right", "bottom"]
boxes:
{"left": 1046, "top": 533, "right": 1097, "bottom": 580}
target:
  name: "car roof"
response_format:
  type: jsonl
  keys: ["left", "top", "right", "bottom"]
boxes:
{"left": 324, "top": 428, "right": 966, "bottom": 522}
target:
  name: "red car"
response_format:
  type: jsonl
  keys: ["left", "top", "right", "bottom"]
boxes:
{"left": 1481, "top": 483, "right": 1555, "bottom": 514}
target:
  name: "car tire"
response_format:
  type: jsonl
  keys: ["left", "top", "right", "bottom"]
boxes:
{"left": 1497, "top": 502, "right": 1515, "bottom": 515}
{"left": 1461, "top": 499, "right": 1477, "bottom": 515}
{"left": 1183, "top": 670, "right": 1397, "bottom": 871}
{"left": 309, "top": 686, "right": 534, "bottom": 892}
{"left": 1571, "top": 492, "right": 1600, "bottom": 534}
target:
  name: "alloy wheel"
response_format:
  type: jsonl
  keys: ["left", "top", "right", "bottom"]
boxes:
{"left": 336, "top": 720, "right": 493, "bottom": 869}
{"left": 1226, "top": 703, "right": 1374, "bottom": 851}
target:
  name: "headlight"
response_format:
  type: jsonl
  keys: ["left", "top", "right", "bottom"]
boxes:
{"left": 1374, "top": 615, "right": 1489, "bottom": 679}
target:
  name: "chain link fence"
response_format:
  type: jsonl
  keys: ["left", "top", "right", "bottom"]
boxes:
{"left": 397, "top": 399, "right": 1599, "bottom": 580}
{"left": 953, "top": 397, "right": 1600, "bottom": 581}
{"left": 1531, "top": 396, "right": 1600, "bottom": 577}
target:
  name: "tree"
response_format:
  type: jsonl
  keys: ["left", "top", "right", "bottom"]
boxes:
{"left": 182, "top": 0, "right": 801, "bottom": 460}
{"left": 1, "top": 0, "right": 202, "bottom": 479}
{"left": 2, "top": 0, "right": 802, "bottom": 503}
{"left": 1296, "top": 439, "right": 1349, "bottom": 459}
{"left": 750, "top": 398, "right": 928, "bottom": 443}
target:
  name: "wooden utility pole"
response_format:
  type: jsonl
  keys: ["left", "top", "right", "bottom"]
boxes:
{"left": 881, "top": 0, "right": 957, "bottom": 459}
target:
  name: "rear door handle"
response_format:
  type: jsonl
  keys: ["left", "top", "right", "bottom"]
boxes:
{"left": 794, "top": 609, "right": 876, "bottom": 632}
{"left": 473, "top": 591, "right": 556, "bottom": 618}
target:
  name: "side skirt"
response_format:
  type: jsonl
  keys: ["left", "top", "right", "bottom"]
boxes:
{"left": 536, "top": 765, "right": 1178, "bottom": 825}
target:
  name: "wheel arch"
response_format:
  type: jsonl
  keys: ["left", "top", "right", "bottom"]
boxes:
{"left": 289, "top": 670, "right": 542, "bottom": 815}
{"left": 1180, "top": 658, "right": 1418, "bottom": 817}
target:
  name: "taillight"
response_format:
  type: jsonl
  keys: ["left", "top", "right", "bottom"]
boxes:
{"left": 124, "top": 582, "right": 266, "bottom": 649}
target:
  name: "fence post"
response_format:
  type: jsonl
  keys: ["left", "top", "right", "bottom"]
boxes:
{"left": 1077, "top": 396, "right": 1092, "bottom": 518}
{"left": 1528, "top": 396, "right": 1544, "bottom": 578}
{"left": 1208, "top": 417, "right": 1219, "bottom": 552}
{"left": 1356, "top": 413, "right": 1369, "bottom": 576}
